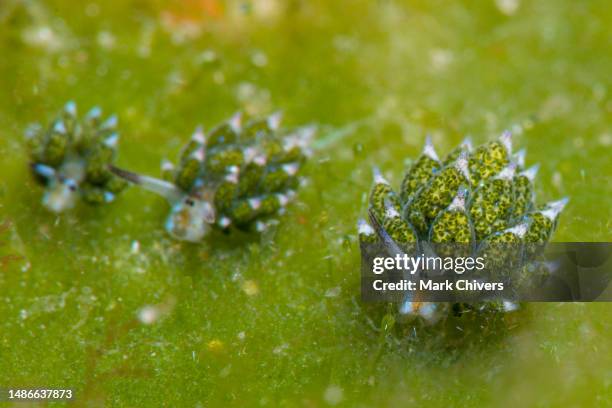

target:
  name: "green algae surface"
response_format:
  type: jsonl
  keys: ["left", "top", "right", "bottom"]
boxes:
{"left": 1, "top": 1, "right": 611, "bottom": 406}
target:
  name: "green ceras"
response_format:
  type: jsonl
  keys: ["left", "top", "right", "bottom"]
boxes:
{"left": 358, "top": 133, "right": 568, "bottom": 323}
{"left": 111, "top": 112, "right": 314, "bottom": 242}
{"left": 26, "top": 101, "right": 128, "bottom": 213}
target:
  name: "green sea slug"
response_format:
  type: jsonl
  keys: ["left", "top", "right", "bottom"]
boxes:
{"left": 26, "top": 102, "right": 128, "bottom": 212}
{"left": 111, "top": 112, "right": 314, "bottom": 242}
{"left": 359, "top": 132, "right": 568, "bottom": 323}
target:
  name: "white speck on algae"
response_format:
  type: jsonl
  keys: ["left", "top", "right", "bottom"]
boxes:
{"left": 496, "top": 0, "right": 520, "bottom": 15}
{"left": 22, "top": 26, "right": 63, "bottom": 51}
{"left": 251, "top": 50, "right": 268, "bottom": 67}
{"left": 325, "top": 287, "right": 341, "bottom": 298}
{"left": 242, "top": 280, "right": 259, "bottom": 296}
{"left": 272, "top": 343, "right": 289, "bottom": 355}
{"left": 323, "top": 385, "right": 344, "bottom": 405}
{"left": 97, "top": 30, "right": 116, "bottom": 49}
{"left": 138, "top": 305, "right": 160, "bottom": 325}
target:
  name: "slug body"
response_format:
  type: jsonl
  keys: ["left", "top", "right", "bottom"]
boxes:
{"left": 359, "top": 132, "right": 568, "bottom": 323}
{"left": 112, "top": 113, "right": 313, "bottom": 242}
{"left": 26, "top": 102, "right": 127, "bottom": 212}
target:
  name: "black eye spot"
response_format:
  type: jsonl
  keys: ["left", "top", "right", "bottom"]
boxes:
{"left": 185, "top": 198, "right": 195, "bottom": 207}
{"left": 68, "top": 185, "right": 77, "bottom": 192}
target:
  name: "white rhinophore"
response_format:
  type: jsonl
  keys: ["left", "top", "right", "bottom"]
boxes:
{"left": 502, "top": 301, "right": 519, "bottom": 312}
{"left": 373, "top": 168, "right": 390, "bottom": 185}
{"left": 506, "top": 222, "right": 528, "bottom": 237}
{"left": 282, "top": 163, "right": 299, "bottom": 176}
{"left": 499, "top": 130, "right": 513, "bottom": 153}
{"left": 192, "top": 126, "right": 206, "bottom": 144}
{"left": 448, "top": 188, "right": 467, "bottom": 211}
{"left": 218, "top": 216, "right": 232, "bottom": 228}
{"left": 357, "top": 219, "right": 375, "bottom": 236}
{"left": 513, "top": 148, "right": 526, "bottom": 168}
{"left": 384, "top": 204, "right": 400, "bottom": 219}
{"left": 53, "top": 120, "right": 67, "bottom": 134}
{"left": 267, "top": 112, "right": 282, "bottom": 131}
{"left": 110, "top": 167, "right": 183, "bottom": 204}
{"left": 243, "top": 147, "right": 258, "bottom": 163}
{"left": 461, "top": 136, "right": 473, "bottom": 152}
{"left": 87, "top": 106, "right": 102, "bottom": 119}
{"left": 495, "top": 162, "right": 517, "bottom": 180}
{"left": 229, "top": 112, "right": 243, "bottom": 132}
{"left": 541, "top": 197, "right": 569, "bottom": 220}
{"left": 520, "top": 164, "right": 540, "bottom": 182}
{"left": 192, "top": 147, "right": 205, "bottom": 162}
{"left": 248, "top": 197, "right": 262, "bottom": 210}
{"left": 422, "top": 135, "right": 440, "bottom": 161}
{"left": 455, "top": 151, "right": 471, "bottom": 181}
{"left": 161, "top": 159, "right": 175, "bottom": 172}
{"left": 276, "top": 193, "right": 290, "bottom": 206}
{"left": 64, "top": 101, "right": 77, "bottom": 116}
{"left": 225, "top": 165, "right": 240, "bottom": 183}
{"left": 104, "top": 133, "right": 119, "bottom": 148}
{"left": 418, "top": 303, "right": 440, "bottom": 324}
{"left": 102, "top": 114, "right": 118, "bottom": 129}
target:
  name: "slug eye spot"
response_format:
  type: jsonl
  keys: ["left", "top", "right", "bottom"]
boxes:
{"left": 185, "top": 198, "right": 195, "bottom": 207}
{"left": 65, "top": 180, "right": 78, "bottom": 192}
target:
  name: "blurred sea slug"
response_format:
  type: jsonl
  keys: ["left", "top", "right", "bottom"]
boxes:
{"left": 359, "top": 132, "right": 568, "bottom": 323}
{"left": 26, "top": 102, "right": 128, "bottom": 212}
{"left": 111, "top": 112, "right": 314, "bottom": 242}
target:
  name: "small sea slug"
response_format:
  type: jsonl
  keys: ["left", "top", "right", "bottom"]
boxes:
{"left": 359, "top": 133, "right": 568, "bottom": 323}
{"left": 111, "top": 113, "right": 314, "bottom": 242}
{"left": 26, "top": 102, "right": 128, "bottom": 212}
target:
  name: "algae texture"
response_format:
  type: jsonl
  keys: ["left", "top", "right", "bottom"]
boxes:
{"left": 0, "top": 1, "right": 610, "bottom": 407}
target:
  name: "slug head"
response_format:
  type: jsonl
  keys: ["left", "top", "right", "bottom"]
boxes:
{"left": 43, "top": 179, "right": 79, "bottom": 212}
{"left": 109, "top": 166, "right": 216, "bottom": 242}
{"left": 165, "top": 194, "right": 216, "bottom": 242}
{"left": 33, "top": 163, "right": 80, "bottom": 213}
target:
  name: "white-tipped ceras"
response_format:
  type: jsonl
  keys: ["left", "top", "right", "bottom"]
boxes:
{"left": 111, "top": 112, "right": 314, "bottom": 242}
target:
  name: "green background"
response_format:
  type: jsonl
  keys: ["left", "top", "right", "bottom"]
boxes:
{"left": 0, "top": 0, "right": 610, "bottom": 406}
